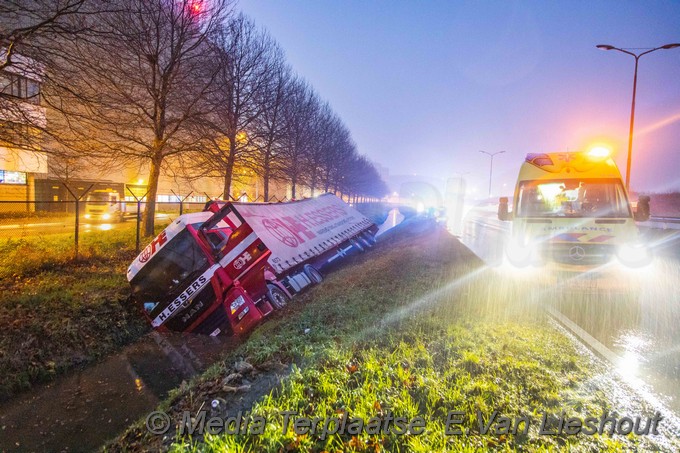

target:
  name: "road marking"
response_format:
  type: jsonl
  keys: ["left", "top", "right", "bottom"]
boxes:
{"left": 545, "top": 306, "right": 621, "bottom": 364}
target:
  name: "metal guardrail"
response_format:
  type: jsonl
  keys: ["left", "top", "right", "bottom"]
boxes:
{"left": 650, "top": 216, "right": 680, "bottom": 224}
{"left": 639, "top": 216, "right": 680, "bottom": 231}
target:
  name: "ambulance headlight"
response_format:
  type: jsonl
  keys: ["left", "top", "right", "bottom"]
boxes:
{"left": 230, "top": 295, "right": 246, "bottom": 314}
{"left": 506, "top": 240, "right": 533, "bottom": 267}
{"left": 102, "top": 213, "right": 111, "bottom": 220}
{"left": 617, "top": 243, "right": 652, "bottom": 267}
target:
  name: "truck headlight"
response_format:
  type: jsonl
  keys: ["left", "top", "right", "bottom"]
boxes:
{"left": 102, "top": 213, "right": 111, "bottom": 220}
{"left": 84, "top": 214, "right": 91, "bottom": 219}
{"left": 617, "top": 244, "right": 652, "bottom": 268}
{"left": 230, "top": 295, "right": 246, "bottom": 314}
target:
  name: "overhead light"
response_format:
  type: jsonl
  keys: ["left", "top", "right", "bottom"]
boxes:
{"left": 587, "top": 146, "right": 611, "bottom": 159}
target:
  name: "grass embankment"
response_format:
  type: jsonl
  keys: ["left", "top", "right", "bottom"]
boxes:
{"left": 108, "top": 219, "right": 670, "bottom": 452}
{"left": 0, "top": 227, "right": 156, "bottom": 400}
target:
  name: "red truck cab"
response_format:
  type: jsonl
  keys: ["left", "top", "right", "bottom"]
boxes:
{"left": 127, "top": 195, "right": 377, "bottom": 336}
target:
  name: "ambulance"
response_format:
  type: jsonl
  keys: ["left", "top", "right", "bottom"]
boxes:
{"left": 497, "top": 147, "right": 651, "bottom": 269}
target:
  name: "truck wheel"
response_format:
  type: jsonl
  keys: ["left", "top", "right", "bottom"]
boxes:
{"left": 357, "top": 234, "right": 373, "bottom": 248}
{"left": 267, "top": 284, "right": 289, "bottom": 310}
{"left": 362, "top": 231, "right": 376, "bottom": 246}
{"left": 304, "top": 264, "right": 323, "bottom": 284}
{"left": 349, "top": 238, "right": 365, "bottom": 252}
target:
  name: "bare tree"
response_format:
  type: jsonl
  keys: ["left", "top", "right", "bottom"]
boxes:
{"left": 201, "top": 14, "right": 277, "bottom": 199}
{"left": 251, "top": 57, "right": 290, "bottom": 201}
{"left": 279, "top": 77, "right": 320, "bottom": 199}
{"left": 0, "top": 0, "right": 87, "bottom": 70}
{"left": 43, "top": 0, "right": 231, "bottom": 235}
{"left": 323, "top": 135, "right": 353, "bottom": 197}
{"left": 307, "top": 106, "right": 349, "bottom": 197}
{"left": 0, "top": 0, "right": 92, "bottom": 155}
{"left": 342, "top": 155, "right": 388, "bottom": 201}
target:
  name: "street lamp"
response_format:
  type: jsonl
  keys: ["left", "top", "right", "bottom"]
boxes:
{"left": 479, "top": 150, "right": 505, "bottom": 198}
{"left": 596, "top": 43, "right": 680, "bottom": 191}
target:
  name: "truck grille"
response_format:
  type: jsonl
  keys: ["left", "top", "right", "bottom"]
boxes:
{"left": 166, "top": 285, "right": 216, "bottom": 332}
{"left": 193, "top": 304, "right": 231, "bottom": 336}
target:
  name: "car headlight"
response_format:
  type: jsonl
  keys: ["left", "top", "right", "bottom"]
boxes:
{"left": 230, "top": 295, "right": 246, "bottom": 314}
{"left": 617, "top": 243, "right": 652, "bottom": 267}
{"left": 102, "top": 213, "right": 111, "bottom": 220}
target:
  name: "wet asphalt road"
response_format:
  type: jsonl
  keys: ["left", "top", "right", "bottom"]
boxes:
{"left": 458, "top": 204, "right": 680, "bottom": 416}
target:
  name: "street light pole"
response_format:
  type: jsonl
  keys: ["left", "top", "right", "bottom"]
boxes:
{"left": 596, "top": 43, "right": 680, "bottom": 192}
{"left": 479, "top": 150, "right": 505, "bottom": 198}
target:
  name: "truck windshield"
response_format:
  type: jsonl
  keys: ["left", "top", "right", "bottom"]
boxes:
{"left": 129, "top": 229, "right": 209, "bottom": 305}
{"left": 516, "top": 178, "right": 631, "bottom": 218}
{"left": 87, "top": 193, "right": 109, "bottom": 206}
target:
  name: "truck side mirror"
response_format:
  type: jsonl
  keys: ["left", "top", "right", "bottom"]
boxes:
{"left": 634, "top": 196, "right": 650, "bottom": 222}
{"left": 498, "top": 197, "right": 512, "bottom": 221}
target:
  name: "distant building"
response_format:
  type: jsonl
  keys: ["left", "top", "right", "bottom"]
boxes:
{"left": 0, "top": 51, "right": 306, "bottom": 211}
{"left": 0, "top": 50, "right": 48, "bottom": 205}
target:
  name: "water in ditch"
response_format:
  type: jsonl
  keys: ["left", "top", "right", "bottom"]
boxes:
{"left": 0, "top": 209, "right": 405, "bottom": 452}
{"left": 0, "top": 332, "right": 239, "bottom": 452}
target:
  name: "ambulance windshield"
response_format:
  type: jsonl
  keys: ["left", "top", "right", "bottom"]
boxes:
{"left": 516, "top": 178, "right": 631, "bottom": 218}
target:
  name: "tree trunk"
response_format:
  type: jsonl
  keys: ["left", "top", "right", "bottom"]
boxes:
{"left": 263, "top": 170, "right": 270, "bottom": 201}
{"left": 263, "top": 152, "right": 270, "bottom": 201}
{"left": 291, "top": 176, "right": 296, "bottom": 199}
{"left": 143, "top": 156, "right": 162, "bottom": 237}
{"left": 310, "top": 169, "right": 317, "bottom": 197}
{"left": 223, "top": 138, "right": 236, "bottom": 199}
{"left": 223, "top": 163, "right": 234, "bottom": 200}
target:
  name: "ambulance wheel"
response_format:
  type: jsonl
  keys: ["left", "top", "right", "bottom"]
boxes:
{"left": 304, "top": 265, "right": 323, "bottom": 284}
{"left": 267, "top": 284, "right": 289, "bottom": 310}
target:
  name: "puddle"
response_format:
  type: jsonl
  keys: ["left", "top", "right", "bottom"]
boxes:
{"left": 0, "top": 213, "right": 407, "bottom": 452}
{"left": 376, "top": 208, "right": 404, "bottom": 236}
{"left": 0, "top": 332, "right": 238, "bottom": 452}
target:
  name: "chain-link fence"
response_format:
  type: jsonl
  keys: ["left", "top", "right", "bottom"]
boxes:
{"left": 0, "top": 192, "right": 304, "bottom": 259}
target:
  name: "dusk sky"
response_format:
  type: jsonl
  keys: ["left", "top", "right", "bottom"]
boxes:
{"left": 238, "top": 0, "right": 680, "bottom": 195}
